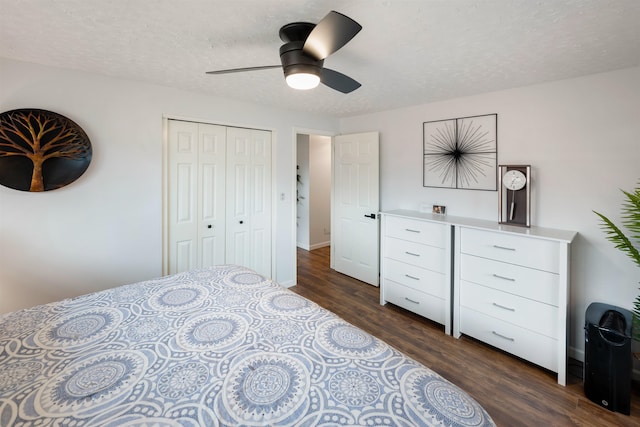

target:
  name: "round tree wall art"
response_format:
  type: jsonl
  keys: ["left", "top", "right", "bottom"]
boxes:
{"left": 423, "top": 113, "right": 497, "bottom": 191}
{"left": 0, "top": 109, "right": 92, "bottom": 192}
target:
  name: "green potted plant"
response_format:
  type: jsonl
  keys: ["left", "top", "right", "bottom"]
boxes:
{"left": 594, "top": 181, "right": 640, "bottom": 341}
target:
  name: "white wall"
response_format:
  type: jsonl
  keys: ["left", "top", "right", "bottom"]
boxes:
{"left": 340, "top": 67, "right": 640, "bottom": 358}
{"left": 0, "top": 57, "right": 339, "bottom": 313}
{"left": 308, "top": 135, "right": 331, "bottom": 249}
{"left": 296, "top": 134, "right": 310, "bottom": 249}
{"left": 296, "top": 134, "right": 331, "bottom": 250}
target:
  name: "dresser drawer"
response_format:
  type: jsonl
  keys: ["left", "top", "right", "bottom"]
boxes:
{"left": 460, "top": 280, "right": 558, "bottom": 338}
{"left": 385, "top": 216, "right": 447, "bottom": 247}
{"left": 385, "top": 237, "right": 446, "bottom": 272}
{"left": 460, "top": 307, "right": 557, "bottom": 372}
{"left": 460, "top": 254, "right": 559, "bottom": 306}
{"left": 384, "top": 258, "right": 447, "bottom": 298}
{"left": 384, "top": 280, "right": 446, "bottom": 324}
{"left": 460, "top": 227, "right": 560, "bottom": 273}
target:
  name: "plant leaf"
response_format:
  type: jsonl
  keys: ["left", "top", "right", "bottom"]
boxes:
{"left": 621, "top": 186, "right": 640, "bottom": 241}
{"left": 593, "top": 210, "right": 640, "bottom": 268}
{"left": 596, "top": 181, "right": 640, "bottom": 342}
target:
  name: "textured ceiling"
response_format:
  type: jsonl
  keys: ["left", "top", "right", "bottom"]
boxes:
{"left": 1, "top": 0, "right": 639, "bottom": 117}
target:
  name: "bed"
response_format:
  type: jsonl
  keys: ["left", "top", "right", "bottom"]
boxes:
{"left": 0, "top": 265, "right": 495, "bottom": 426}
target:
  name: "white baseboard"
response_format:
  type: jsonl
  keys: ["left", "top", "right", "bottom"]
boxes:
{"left": 297, "top": 241, "right": 330, "bottom": 251}
{"left": 569, "top": 346, "right": 584, "bottom": 362}
{"left": 279, "top": 279, "right": 294, "bottom": 288}
{"left": 309, "top": 241, "right": 330, "bottom": 250}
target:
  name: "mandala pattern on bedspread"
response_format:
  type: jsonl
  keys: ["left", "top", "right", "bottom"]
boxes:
{"left": 0, "top": 265, "right": 495, "bottom": 426}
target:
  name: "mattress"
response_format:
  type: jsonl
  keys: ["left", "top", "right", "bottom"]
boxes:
{"left": 0, "top": 265, "right": 494, "bottom": 426}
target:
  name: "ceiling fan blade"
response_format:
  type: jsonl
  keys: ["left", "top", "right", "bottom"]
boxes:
{"left": 320, "top": 68, "right": 361, "bottom": 93}
{"left": 206, "top": 65, "right": 281, "bottom": 74}
{"left": 303, "top": 11, "right": 362, "bottom": 60}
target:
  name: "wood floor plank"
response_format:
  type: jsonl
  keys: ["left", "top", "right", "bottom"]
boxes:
{"left": 291, "top": 246, "right": 640, "bottom": 427}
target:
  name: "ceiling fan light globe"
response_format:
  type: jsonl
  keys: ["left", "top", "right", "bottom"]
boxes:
{"left": 286, "top": 73, "right": 320, "bottom": 90}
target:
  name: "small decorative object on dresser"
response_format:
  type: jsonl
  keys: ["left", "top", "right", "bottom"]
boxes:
{"left": 499, "top": 164, "right": 531, "bottom": 227}
{"left": 432, "top": 204, "right": 446, "bottom": 215}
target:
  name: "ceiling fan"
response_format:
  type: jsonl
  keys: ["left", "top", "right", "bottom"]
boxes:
{"left": 206, "top": 11, "right": 362, "bottom": 93}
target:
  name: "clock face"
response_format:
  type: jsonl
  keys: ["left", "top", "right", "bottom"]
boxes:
{"left": 503, "top": 170, "right": 527, "bottom": 191}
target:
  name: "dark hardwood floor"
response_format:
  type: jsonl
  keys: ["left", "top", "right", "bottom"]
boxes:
{"left": 290, "top": 246, "right": 640, "bottom": 427}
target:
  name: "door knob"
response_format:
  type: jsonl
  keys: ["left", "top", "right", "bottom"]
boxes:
{"left": 364, "top": 213, "right": 376, "bottom": 219}
{"left": 239, "top": 220, "right": 244, "bottom": 224}
{"left": 207, "top": 225, "right": 212, "bottom": 229}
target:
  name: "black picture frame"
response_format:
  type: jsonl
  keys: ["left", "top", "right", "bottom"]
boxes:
{"left": 498, "top": 164, "right": 531, "bottom": 227}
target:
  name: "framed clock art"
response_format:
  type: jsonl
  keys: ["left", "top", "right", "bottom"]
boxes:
{"left": 0, "top": 109, "right": 92, "bottom": 192}
{"left": 498, "top": 164, "right": 531, "bottom": 227}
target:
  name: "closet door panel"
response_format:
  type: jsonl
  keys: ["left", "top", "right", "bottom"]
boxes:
{"left": 176, "top": 240, "right": 195, "bottom": 273}
{"left": 226, "top": 128, "right": 251, "bottom": 270}
{"left": 168, "top": 120, "right": 198, "bottom": 273}
{"left": 225, "top": 127, "right": 271, "bottom": 276}
{"left": 198, "top": 123, "right": 227, "bottom": 267}
{"left": 249, "top": 129, "right": 272, "bottom": 276}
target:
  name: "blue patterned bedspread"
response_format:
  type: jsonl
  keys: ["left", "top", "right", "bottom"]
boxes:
{"left": 0, "top": 265, "right": 494, "bottom": 426}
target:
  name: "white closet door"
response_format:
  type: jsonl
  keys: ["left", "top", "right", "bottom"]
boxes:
{"left": 167, "top": 120, "right": 226, "bottom": 273}
{"left": 226, "top": 127, "right": 272, "bottom": 277}
{"left": 168, "top": 120, "right": 198, "bottom": 273}
{"left": 197, "top": 123, "right": 227, "bottom": 268}
{"left": 249, "top": 128, "right": 272, "bottom": 277}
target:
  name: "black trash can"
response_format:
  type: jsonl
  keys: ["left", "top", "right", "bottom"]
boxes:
{"left": 584, "top": 302, "right": 632, "bottom": 415}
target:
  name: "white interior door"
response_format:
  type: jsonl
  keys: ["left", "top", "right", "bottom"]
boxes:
{"left": 167, "top": 120, "right": 226, "bottom": 273}
{"left": 226, "top": 127, "right": 272, "bottom": 277}
{"left": 332, "top": 131, "right": 380, "bottom": 286}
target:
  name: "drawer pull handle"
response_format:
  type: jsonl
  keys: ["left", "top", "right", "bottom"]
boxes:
{"left": 492, "top": 302, "right": 516, "bottom": 312}
{"left": 405, "top": 228, "right": 421, "bottom": 233}
{"left": 492, "top": 331, "right": 515, "bottom": 342}
{"left": 493, "top": 244, "right": 516, "bottom": 251}
{"left": 405, "top": 297, "right": 420, "bottom": 305}
{"left": 492, "top": 274, "right": 515, "bottom": 282}
{"left": 405, "top": 251, "right": 420, "bottom": 257}
{"left": 405, "top": 274, "right": 420, "bottom": 280}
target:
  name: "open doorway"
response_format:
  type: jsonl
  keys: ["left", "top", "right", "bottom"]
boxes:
{"left": 294, "top": 130, "right": 380, "bottom": 287}
{"left": 296, "top": 133, "right": 332, "bottom": 252}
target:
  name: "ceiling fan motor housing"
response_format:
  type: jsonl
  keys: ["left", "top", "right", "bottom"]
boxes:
{"left": 279, "top": 40, "right": 323, "bottom": 78}
{"left": 278, "top": 22, "right": 315, "bottom": 43}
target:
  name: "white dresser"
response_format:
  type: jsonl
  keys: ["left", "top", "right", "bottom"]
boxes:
{"left": 455, "top": 224, "right": 575, "bottom": 385}
{"left": 379, "top": 210, "right": 576, "bottom": 385}
{"left": 379, "top": 212, "right": 452, "bottom": 334}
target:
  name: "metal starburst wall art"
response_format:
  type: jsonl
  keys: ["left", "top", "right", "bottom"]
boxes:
{"left": 423, "top": 113, "right": 497, "bottom": 191}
